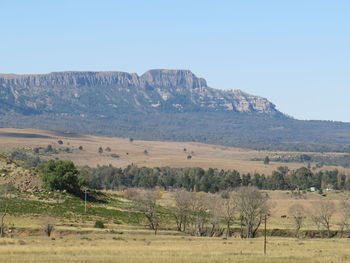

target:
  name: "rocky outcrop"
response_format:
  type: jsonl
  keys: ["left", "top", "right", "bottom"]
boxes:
{"left": 141, "top": 69, "right": 207, "bottom": 89}
{"left": 0, "top": 155, "right": 42, "bottom": 192}
{"left": 0, "top": 69, "right": 280, "bottom": 115}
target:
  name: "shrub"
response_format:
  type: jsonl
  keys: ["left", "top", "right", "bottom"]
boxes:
{"left": 64, "top": 147, "right": 71, "bottom": 153}
{"left": 9, "top": 150, "right": 44, "bottom": 168}
{"left": 45, "top": 145, "right": 53, "bottom": 153}
{"left": 41, "top": 216, "right": 56, "bottom": 237}
{"left": 94, "top": 220, "right": 105, "bottom": 228}
{"left": 33, "top": 147, "right": 41, "bottom": 154}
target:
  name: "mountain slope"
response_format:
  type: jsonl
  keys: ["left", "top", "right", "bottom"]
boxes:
{"left": 0, "top": 69, "right": 350, "bottom": 152}
{"left": 0, "top": 70, "right": 278, "bottom": 116}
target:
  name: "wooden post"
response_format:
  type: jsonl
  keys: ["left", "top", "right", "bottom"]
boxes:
{"left": 264, "top": 214, "right": 267, "bottom": 255}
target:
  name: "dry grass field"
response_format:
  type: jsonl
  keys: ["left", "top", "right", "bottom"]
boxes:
{"left": 1, "top": 188, "right": 350, "bottom": 263}
{"left": 0, "top": 128, "right": 349, "bottom": 175}
{"left": 1, "top": 232, "right": 350, "bottom": 263}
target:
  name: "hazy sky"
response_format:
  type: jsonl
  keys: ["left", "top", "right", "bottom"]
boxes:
{"left": 1, "top": 1, "right": 349, "bottom": 122}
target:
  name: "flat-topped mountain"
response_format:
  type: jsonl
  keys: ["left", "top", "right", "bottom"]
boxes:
{"left": 1, "top": 69, "right": 350, "bottom": 152}
{"left": 0, "top": 70, "right": 278, "bottom": 115}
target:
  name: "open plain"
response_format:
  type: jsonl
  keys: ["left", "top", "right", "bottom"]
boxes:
{"left": 1, "top": 128, "right": 349, "bottom": 175}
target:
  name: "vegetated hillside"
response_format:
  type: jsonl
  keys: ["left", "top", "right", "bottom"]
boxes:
{"left": 1, "top": 70, "right": 350, "bottom": 152}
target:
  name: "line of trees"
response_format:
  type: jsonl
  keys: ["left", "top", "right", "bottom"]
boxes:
{"left": 130, "top": 187, "right": 350, "bottom": 239}
{"left": 80, "top": 165, "right": 350, "bottom": 192}
{"left": 288, "top": 200, "right": 350, "bottom": 238}
{"left": 130, "top": 187, "right": 270, "bottom": 238}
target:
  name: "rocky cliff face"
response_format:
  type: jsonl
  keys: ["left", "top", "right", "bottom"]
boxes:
{"left": 0, "top": 69, "right": 279, "bottom": 116}
{"left": 2, "top": 70, "right": 350, "bottom": 152}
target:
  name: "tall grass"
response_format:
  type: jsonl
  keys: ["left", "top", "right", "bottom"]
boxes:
{"left": 1, "top": 233, "right": 350, "bottom": 263}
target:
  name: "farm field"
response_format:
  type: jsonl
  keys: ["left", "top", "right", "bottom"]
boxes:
{"left": 0, "top": 128, "right": 349, "bottom": 175}
{"left": 2, "top": 232, "right": 350, "bottom": 263}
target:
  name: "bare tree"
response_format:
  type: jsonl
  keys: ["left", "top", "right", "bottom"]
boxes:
{"left": 220, "top": 192, "right": 236, "bottom": 238}
{"left": 171, "top": 190, "right": 192, "bottom": 232}
{"left": 338, "top": 200, "right": 350, "bottom": 238}
{"left": 236, "top": 186, "right": 269, "bottom": 238}
{"left": 0, "top": 184, "right": 16, "bottom": 237}
{"left": 0, "top": 200, "right": 8, "bottom": 238}
{"left": 41, "top": 215, "right": 56, "bottom": 237}
{"left": 188, "top": 192, "right": 210, "bottom": 236}
{"left": 207, "top": 195, "right": 224, "bottom": 237}
{"left": 310, "top": 200, "right": 336, "bottom": 238}
{"left": 310, "top": 213, "right": 322, "bottom": 234}
{"left": 133, "top": 190, "right": 162, "bottom": 235}
{"left": 288, "top": 204, "right": 306, "bottom": 238}
{"left": 172, "top": 191, "right": 227, "bottom": 237}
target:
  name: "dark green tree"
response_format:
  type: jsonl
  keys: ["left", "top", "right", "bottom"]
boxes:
{"left": 40, "top": 160, "right": 85, "bottom": 195}
{"left": 263, "top": 156, "right": 270, "bottom": 165}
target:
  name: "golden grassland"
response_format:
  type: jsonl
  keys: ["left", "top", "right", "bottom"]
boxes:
{"left": 1, "top": 232, "right": 350, "bottom": 263}
{"left": 1, "top": 128, "right": 349, "bottom": 174}
{"left": 2, "top": 190, "right": 350, "bottom": 263}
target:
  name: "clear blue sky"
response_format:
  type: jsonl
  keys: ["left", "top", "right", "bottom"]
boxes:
{"left": 1, "top": 0, "right": 349, "bottom": 122}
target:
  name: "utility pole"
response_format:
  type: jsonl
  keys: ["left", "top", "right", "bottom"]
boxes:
{"left": 264, "top": 214, "right": 267, "bottom": 255}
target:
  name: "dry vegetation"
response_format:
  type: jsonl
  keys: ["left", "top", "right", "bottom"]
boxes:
{"left": 1, "top": 233, "right": 350, "bottom": 263}
{"left": 0, "top": 128, "right": 349, "bottom": 174}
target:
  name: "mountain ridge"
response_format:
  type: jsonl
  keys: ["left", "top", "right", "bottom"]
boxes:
{"left": 1, "top": 69, "right": 350, "bottom": 152}
{"left": 0, "top": 69, "right": 279, "bottom": 115}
